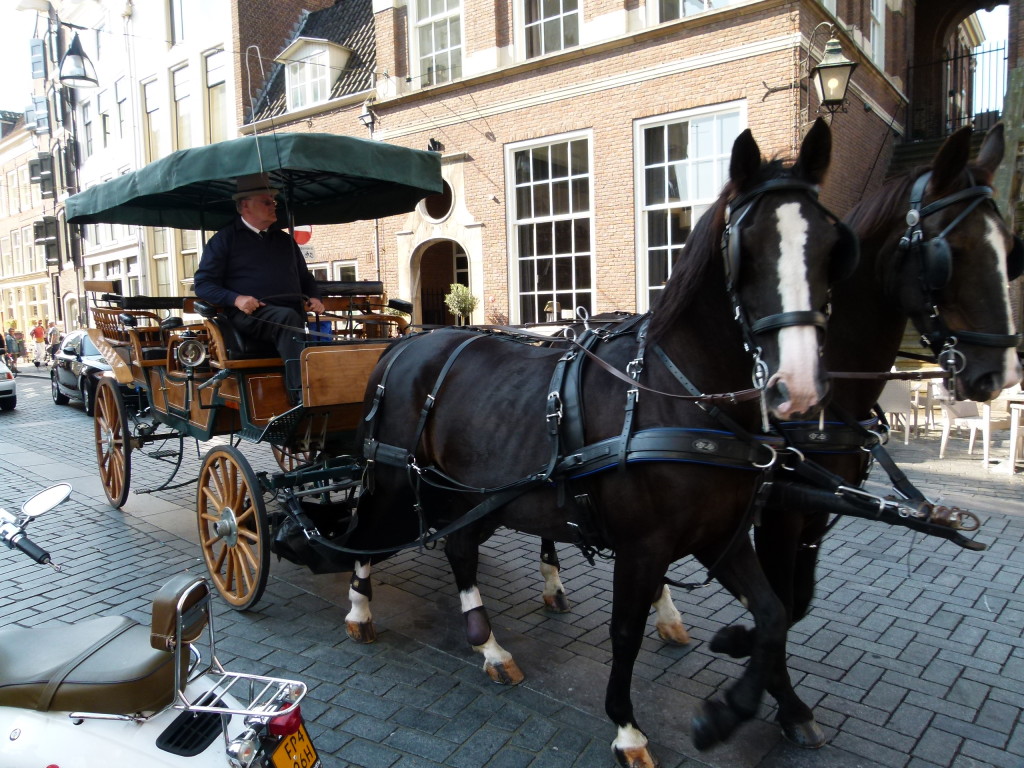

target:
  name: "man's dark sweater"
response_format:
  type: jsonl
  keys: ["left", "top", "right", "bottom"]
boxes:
{"left": 193, "top": 218, "right": 318, "bottom": 313}
{"left": 193, "top": 217, "right": 320, "bottom": 401}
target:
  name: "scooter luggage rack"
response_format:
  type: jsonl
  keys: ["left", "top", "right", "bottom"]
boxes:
{"left": 173, "top": 580, "right": 307, "bottom": 719}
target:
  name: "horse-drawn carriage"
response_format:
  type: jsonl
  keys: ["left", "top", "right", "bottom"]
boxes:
{"left": 67, "top": 132, "right": 442, "bottom": 610}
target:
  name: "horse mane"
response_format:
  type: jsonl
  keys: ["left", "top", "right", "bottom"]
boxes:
{"left": 647, "top": 158, "right": 787, "bottom": 343}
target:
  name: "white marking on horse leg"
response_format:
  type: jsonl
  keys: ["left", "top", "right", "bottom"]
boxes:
{"left": 984, "top": 219, "right": 1023, "bottom": 389}
{"left": 653, "top": 585, "right": 690, "bottom": 645}
{"left": 345, "top": 561, "right": 373, "bottom": 625}
{"left": 460, "top": 586, "right": 483, "bottom": 613}
{"left": 772, "top": 203, "right": 821, "bottom": 417}
{"left": 540, "top": 560, "right": 565, "bottom": 600}
{"left": 612, "top": 724, "right": 654, "bottom": 767}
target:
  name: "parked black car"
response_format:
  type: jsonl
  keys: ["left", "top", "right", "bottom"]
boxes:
{"left": 51, "top": 329, "right": 142, "bottom": 415}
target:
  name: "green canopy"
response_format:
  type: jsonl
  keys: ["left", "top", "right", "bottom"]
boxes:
{"left": 66, "top": 132, "right": 443, "bottom": 230}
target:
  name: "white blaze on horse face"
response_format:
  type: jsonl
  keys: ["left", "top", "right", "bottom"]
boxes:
{"left": 771, "top": 202, "right": 820, "bottom": 417}
{"left": 984, "top": 218, "right": 1023, "bottom": 388}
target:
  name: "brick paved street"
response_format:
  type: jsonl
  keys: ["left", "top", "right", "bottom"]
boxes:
{"left": 1, "top": 370, "right": 1022, "bottom": 768}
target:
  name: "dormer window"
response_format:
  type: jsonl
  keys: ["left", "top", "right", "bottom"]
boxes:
{"left": 275, "top": 38, "right": 351, "bottom": 112}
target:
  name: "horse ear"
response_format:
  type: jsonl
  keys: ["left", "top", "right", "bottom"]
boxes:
{"left": 929, "top": 126, "right": 972, "bottom": 193}
{"left": 974, "top": 122, "right": 1005, "bottom": 176}
{"left": 729, "top": 129, "right": 761, "bottom": 190}
{"left": 793, "top": 117, "right": 832, "bottom": 185}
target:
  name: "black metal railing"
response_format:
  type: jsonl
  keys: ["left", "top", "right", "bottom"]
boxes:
{"left": 908, "top": 41, "right": 1006, "bottom": 141}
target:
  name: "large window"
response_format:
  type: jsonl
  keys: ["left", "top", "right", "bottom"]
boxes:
{"left": 525, "top": 0, "right": 579, "bottom": 58}
{"left": 416, "top": 0, "right": 462, "bottom": 86}
{"left": 82, "top": 102, "right": 93, "bottom": 158}
{"left": 657, "top": 0, "right": 739, "bottom": 23}
{"left": 172, "top": 66, "right": 191, "bottom": 149}
{"left": 869, "top": 0, "right": 885, "bottom": 67}
{"left": 169, "top": 0, "right": 185, "bottom": 45}
{"left": 115, "top": 78, "right": 128, "bottom": 140}
{"left": 511, "top": 136, "right": 592, "bottom": 323}
{"left": 639, "top": 108, "right": 741, "bottom": 309}
{"left": 286, "top": 47, "right": 329, "bottom": 111}
{"left": 143, "top": 79, "right": 163, "bottom": 161}
{"left": 204, "top": 49, "right": 227, "bottom": 144}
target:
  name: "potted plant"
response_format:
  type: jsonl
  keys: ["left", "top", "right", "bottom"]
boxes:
{"left": 443, "top": 283, "right": 478, "bottom": 326}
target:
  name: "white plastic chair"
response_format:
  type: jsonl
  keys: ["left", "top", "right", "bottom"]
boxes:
{"left": 938, "top": 392, "right": 1013, "bottom": 463}
{"left": 877, "top": 379, "right": 916, "bottom": 444}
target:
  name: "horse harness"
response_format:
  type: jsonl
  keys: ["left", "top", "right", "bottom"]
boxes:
{"left": 900, "top": 171, "right": 1024, "bottom": 374}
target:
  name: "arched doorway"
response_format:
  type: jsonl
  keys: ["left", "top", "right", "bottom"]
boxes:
{"left": 418, "top": 240, "right": 469, "bottom": 325}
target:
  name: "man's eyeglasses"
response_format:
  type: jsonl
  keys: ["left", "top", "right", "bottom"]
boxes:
{"left": 248, "top": 197, "right": 278, "bottom": 208}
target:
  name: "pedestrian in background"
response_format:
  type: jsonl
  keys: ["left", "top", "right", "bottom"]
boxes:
{"left": 45, "top": 321, "right": 60, "bottom": 363}
{"left": 30, "top": 321, "right": 46, "bottom": 368}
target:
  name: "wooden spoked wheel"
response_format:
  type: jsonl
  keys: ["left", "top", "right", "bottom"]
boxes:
{"left": 197, "top": 445, "right": 270, "bottom": 610}
{"left": 94, "top": 377, "right": 131, "bottom": 508}
{"left": 271, "top": 444, "right": 318, "bottom": 472}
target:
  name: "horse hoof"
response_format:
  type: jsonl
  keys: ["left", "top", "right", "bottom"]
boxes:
{"left": 779, "top": 717, "right": 827, "bottom": 749}
{"left": 543, "top": 590, "right": 572, "bottom": 613}
{"left": 612, "top": 745, "right": 659, "bottom": 768}
{"left": 656, "top": 621, "right": 690, "bottom": 645}
{"left": 484, "top": 658, "right": 525, "bottom": 685}
{"left": 691, "top": 700, "right": 737, "bottom": 751}
{"left": 346, "top": 620, "right": 377, "bottom": 644}
{"left": 708, "top": 625, "right": 753, "bottom": 658}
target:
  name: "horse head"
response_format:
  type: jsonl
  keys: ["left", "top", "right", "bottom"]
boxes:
{"left": 723, "top": 118, "right": 855, "bottom": 419}
{"left": 889, "top": 124, "right": 1021, "bottom": 401}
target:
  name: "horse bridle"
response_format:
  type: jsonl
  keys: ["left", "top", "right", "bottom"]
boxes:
{"left": 721, "top": 178, "right": 854, "bottom": 387}
{"left": 900, "top": 171, "right": 1023, "bottom": 373}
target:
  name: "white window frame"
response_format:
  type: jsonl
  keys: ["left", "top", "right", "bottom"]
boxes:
{"left": 286, "top": 44, "right": 329, "bottom": 112}
{"left": 505, "top": 130, "right": 594, "bottom": 324}
{"left": 633, "top": 102, "right": 745, "bottom": 313}
{"left": 333, "top": 260, "right": 358, "bottom": 281}
{"left": 869, "top": 0, "right": 885, "bottom": 68}
{"left": 522, "top": 0, "right": 580, "bottom": 59}
{"left": 413, "top": 0, "right": 462, "bottom": 87}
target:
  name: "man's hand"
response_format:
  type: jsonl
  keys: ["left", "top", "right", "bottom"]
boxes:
{"left": 306, "top": 297, "right": 325, "bottom": 314}
{"left": 234, "top": 295, "right": 265, "bottom": 315}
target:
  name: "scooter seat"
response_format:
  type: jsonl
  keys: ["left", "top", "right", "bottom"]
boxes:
{"left": 0, "top": 615, "right": 176, "bottom": 714}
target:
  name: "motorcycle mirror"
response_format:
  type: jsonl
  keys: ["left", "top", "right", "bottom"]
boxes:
{"left": 21, "top": 483, "right": 72, "bottom": 521}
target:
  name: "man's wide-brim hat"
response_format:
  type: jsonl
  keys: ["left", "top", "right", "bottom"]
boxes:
{"left": 232, "top": 172, "right": 281, "bottom": 201}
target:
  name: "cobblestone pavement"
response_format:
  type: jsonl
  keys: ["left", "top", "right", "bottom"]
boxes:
{"left": 1, "top": 371, "right": 1022, "bottom": 768}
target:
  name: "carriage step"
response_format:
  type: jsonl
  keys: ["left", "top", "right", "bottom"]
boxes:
{"left": 148, "top": 449, "right": 180, "bottom": 458}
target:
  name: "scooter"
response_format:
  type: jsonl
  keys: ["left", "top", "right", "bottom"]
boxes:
{"left": 0, "top": 484, "right": 321, "bottom": 768}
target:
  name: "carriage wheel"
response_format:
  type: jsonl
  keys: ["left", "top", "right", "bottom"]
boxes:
{"left": 94, "top": 377, "right": 131, "bottom": 508}
{"left": 197, "top": 445, "right": 270, "bottom": 610}
{"left": 271, "top": 444, "right": 319, "bottom": 472}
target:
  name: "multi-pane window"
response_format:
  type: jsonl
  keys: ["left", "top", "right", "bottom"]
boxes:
{"left": 82, "top": 102, "right": 93, "bottom": 157}
{"left": 0, "top": 237, "right": 9, "bottom": 276}
{"left": 512, "top": 137, "right": 592, "bottom": 323}
{"left": 416, "top": 0, "right": 462, "bottom": 86}
{"left": 870, "top": 0, "right": 885, "bottom": 66}
{"left": 153, "top": 256, "right": 171, "bottom": 296}
{"left": 5, "top": 171, "right": 17, "bottom": 215}
{"left": 658, "top": 0, "right": 737, "bottom": 23}
{"left": 11, "top": 230, "right": 22, "bottom": 274}
{"left": 205, "top": 50, "right": 227, "bottom": 144}
{"left": 143, "top": 80, "right": 162, "bottom": 161}
{"left": 640, "top": 109, "right": 740, "bottom": 309}
{"left": 173, "top": 66, "right": 191, "bottom": 150}
{"left": 97, "top": 91, "right": 110, "bottom": 149}
{"left": 525, "top": 0, "right": 579, "bottom": 58}
{"left": 115, "top": 78, "right": 128, "bottom": 139}
{"left": 286, "top": 47, "right": 328, "bottom": 111}
{"left": 169, "top": 0, "right": 185, "bottom": 45}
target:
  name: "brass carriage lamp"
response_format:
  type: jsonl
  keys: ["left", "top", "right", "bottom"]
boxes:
{"left": 810, "top": 37, "right": 857, "bottom": 116}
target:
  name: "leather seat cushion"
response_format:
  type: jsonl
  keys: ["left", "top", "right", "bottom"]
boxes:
{"left": 0, "top": 616, "right": 175, "bottom": 713}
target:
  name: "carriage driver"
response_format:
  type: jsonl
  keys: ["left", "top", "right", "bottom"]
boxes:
{"left": 193, "top": 173, "right": 325, "bottom": 404}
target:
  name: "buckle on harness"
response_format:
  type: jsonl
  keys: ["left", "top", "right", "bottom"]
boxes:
{"left": 547, "top": 391, "right": 563, "bottom": 424}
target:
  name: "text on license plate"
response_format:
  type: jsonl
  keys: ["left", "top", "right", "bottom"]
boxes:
{"left": 271, "top": 722, "right": 321, "bottom": 768}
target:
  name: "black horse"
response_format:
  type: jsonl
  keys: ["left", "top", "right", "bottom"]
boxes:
{"left": 343, "top": 119, "right": 852, "bottom": 766}
{"left": 538, "top": 123, "right": 1024, "bottom": 642}
{"left": 703, "top": 122, "right": 1023, "bottom": 743}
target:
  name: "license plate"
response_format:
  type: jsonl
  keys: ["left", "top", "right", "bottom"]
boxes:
{"left": 271, "top": 722, "right": 321, "bottom": 768}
